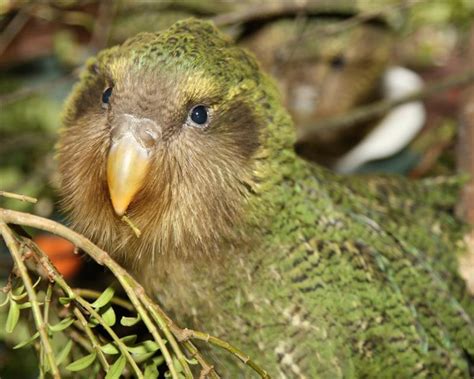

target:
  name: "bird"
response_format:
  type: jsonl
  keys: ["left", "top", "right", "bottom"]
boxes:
{"left": 56, "top": 19, "right": 474, "bottom": 378}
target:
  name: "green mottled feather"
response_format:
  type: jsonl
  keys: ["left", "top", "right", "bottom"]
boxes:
{"left": 59, "top": 19, "right": 474, "bottom": 378}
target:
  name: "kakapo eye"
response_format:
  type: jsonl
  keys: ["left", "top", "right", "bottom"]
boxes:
{"left": 188, "top": 105, "right": 209, "bottom": 127}
{"left": 102, "top": 87, "right": 113, "bottom": 105}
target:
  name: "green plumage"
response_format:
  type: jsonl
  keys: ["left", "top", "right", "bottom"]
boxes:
{"left": 58, "top": 19, "right": 474, "bottom": 378}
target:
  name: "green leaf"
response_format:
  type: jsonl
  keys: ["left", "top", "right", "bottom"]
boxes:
{"left": 12, "top": 284, "right": 25, "bottom": 297}
{"left": 120, "top": 314, "right": 141, "bottom": 326}
{"left": 10, "top": 291, "right": 28, "bottom": 302}
{"left": 120, "top": 334, "right": 138, "bottom": 345}
{"left": 173, "top": 355, "right": 183, "bottom": 373}
{"left": 101, "top": 335, "right": 138, "bottom": 355}
{"left": 59, "top": 297, "right": 73, "bottom": 305}
{"left": 88, "top": 316, "right": 99, "bottom": 327}
{"left": 127, "top": 340, "right": 160, "bottom": 355}
{"left": 101, "top": 306, "right": 116, "bottom": 327}
{"left": 144, "top": 363, "right": 159, "bottom": 379}
{"left": 6, "top": 300, "right": 20, "bottom": 333}
{"left": 91, "top": 287, "right": 115, "bottom": 309}
{"left": 100, "top": 343, "right": 119, "bottom": 355}
{"left": 49, "top": 317, "right": 74, "bottom": 332}
{"left": 57, "top": 340, "right": 73, "bottom": 365}
{"left": 144, "top": 356, "right": 164, "bottom": 379}
{"left": 32, "top": 276, "right": 42, "bottom": 288}
{"left": 13, "top": 332, "right": 39, "bottom": 349}
{"left": 18, "top": 302, "right": 32, "bottom": 309}
{"left": 185, "top": 356, "right": 198, "bottom": 365}
{"left": 105, "top": 355, "right": 126, "bottom": 379}
{"left": 66, "top": 352, "right": 97, "bottom": 371}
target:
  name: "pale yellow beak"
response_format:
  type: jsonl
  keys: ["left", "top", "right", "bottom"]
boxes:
{"left": 107, "top": 134, "right": 151, "bottom": 216}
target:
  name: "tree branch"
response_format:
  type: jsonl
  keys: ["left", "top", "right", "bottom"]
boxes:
{"left": 297, "top": 69, "right": 474, "bottom": 142}
{"left": 0, "top": 221, "right": 60, "bottom": 378}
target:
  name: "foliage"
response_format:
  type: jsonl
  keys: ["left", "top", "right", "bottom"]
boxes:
{"left": 0, "top": 196, "right": 270, "bottom": 378}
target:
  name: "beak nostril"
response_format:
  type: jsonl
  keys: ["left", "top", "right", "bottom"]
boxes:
{"left": 138, "top": 127, "right": 161, "bottom": 149}
{"left": 111, "top": 113, "right": 161, "bottom": 148}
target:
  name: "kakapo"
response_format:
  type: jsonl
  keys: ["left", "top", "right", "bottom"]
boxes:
{"left": 57, "top": 19, "right": 474, "bottom": 378}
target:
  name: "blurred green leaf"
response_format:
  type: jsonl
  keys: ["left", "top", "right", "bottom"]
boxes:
{"left": 127, "top": 340, "right": 160, "bottom": 355}
{"left": 57, "top": 340, "right": 73, "bottom": 365}
{"left": 102, "top": 306, "right": 116, "bottom": 327}
{"left": 91, "top": 287, "right": 115, "bottom": 309}
{"left": 13, "top": 331, "right": 39, "bottom": 349}
{"left": 120, "top": 314, "right": 141, "bottom": 326}
{"left": 66, "top": 352, "right": 96, "bottom": 371}
{"left": 100, "top": 342, "right": 119, "bottom": 355}
{"left": 6, "top": 300, "right": 20, "bottom": 333}
{"left": 49, "top": 317, "right": 74, "bottom": 332}
{"left": 105, "top": 355, "right": 126, "bottom": 379}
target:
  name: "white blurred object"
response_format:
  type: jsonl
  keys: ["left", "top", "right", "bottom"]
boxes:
{"left": 334, "top": 66, "right": 426, "bottom": 174}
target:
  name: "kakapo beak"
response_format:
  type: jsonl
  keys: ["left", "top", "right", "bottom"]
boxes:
{"left": 107, "top": 133, "right": 151, "bottom": 217}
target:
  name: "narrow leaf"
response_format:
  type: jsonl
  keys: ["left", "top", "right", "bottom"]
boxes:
{"left": 12, "top": 284, "right": 25, "bottom": 297}
{"left": 6, "top": 300, "right": 20, "bottom": 333}
{"left": 101, "top": 306, "right": 116, "bottom": 327}
{"left": 127, "top": 340, "right": 159, "bottom": 355}
{"left": 10, "top": 292, "right": 28, "bottom": 302}
{"left": 91, "top": 287, "right": 115, "bottom": 309}
{"left": 120, "top": 314, "right": 141, "bottom": 326}
{"left": 59, "top": 297, "right": 73, "bottom": 305}
{"left": 100, "top": 343, "right": 119, "bottom": 355}
{"left": 32, "top": 276, "right": 42, "bottom": 288}
{"left": 173, "top": 355, "right": 183, "bottom": 373}
{"left": 105, "top": 355, "right": 126, "bottom": 379}
{"left": 88, "top": 316, "right": 99, "bottom": 327}
{"left": 66, "top": 352, "right": 97, "bottom": 371}
{"left": 49, "top": 317, "right": 74, "bottom": 332}
{"left": 144, "top": 356, "right": 164, "bottom": 379}
{"left": 120, "top": 335, "right": 137, "bottom": 345}
{"left": 144, "top": 363, "right": 159, "bottom": 379}
{"left": 185, "top": 356, "right": 198, "bottom": 365}
{"left": 13, "top": 332, "right": 39, "bottom": 349}
{"left": 57, "top": 340, "right": 73, "bottom": 365}
{"left": 18, "top": 302, "right": 32, "bottom": 310}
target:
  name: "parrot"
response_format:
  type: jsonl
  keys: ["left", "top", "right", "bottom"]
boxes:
{"left": 56, "top": 19, "right": 474, "bottom": 378}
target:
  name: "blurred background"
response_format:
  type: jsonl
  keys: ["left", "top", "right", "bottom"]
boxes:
{"left": 0, "top": 0, "right": 473, "bottom": 377}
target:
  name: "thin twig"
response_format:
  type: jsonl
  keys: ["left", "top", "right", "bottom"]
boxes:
{"left": 72, "top": 307, "right": 110, "bottom": 371}
{"left": 0, "top": 5, "right": 31, "bottom": 57}
{"left": 0, "top": 221, "right": 60, "bottom": 379}
{"left": 0, "top": 191, "right": 37, "bottom": 204}
{"left": 89, "top": 0, "right": 117, "bottom": 51}
{"left": 185, "top": 329, "right": 270, "bottom": 379}
{"left": 0, "top": 208, "right": 183, "bottom": 379}
{"left": 73, "top": 288, "right": 134, "bottom": 312}
{"left": 21, "top": 236, "right": 143, "bottom": 378}
{"left": 212, "top": 2, "right": 311, "bottom": 27}
{"left": 116, "top": 276, "right": 187, "bottom": 379}
{"left": 0, "top": 207, "right": 271, "bottom": 378}
{"left": 0, "top": 73, "right": 76, "bottom": 107}
{"left": 183, "top": 340, "right": 220, "bottom": 379}
{"left": 40, "top": 283, "right": 53, "bottom": 373}
{"left": 212, "top": 0, "right": 419, "bottom": 28}
{"left": 68, "top": 328, "right": 94, "bottom": 353}
{"left": 138, "top": 292, "right": 194, "bottom": 378}
{"left": 298, "top": 69, "right": 474, "bottom": 142}
{"left": 121, "top": 215, "right": 141, "bottom": 238}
